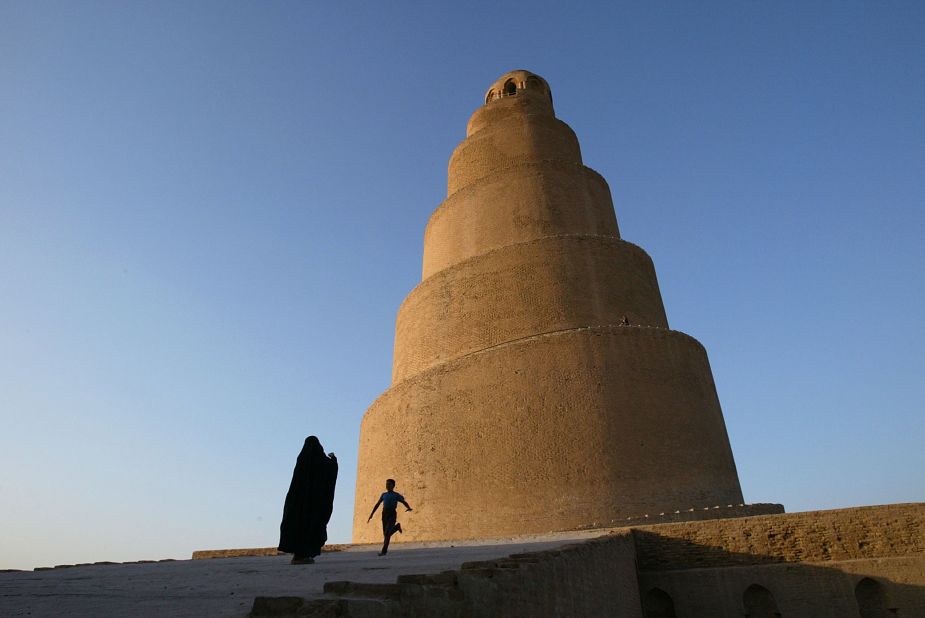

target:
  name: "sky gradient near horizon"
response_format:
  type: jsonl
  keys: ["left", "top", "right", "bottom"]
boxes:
{"left": 1, "top": 1, "right": 924, "bottom": 571}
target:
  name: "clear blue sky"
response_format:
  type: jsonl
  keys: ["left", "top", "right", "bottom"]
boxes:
{"left": 1, "top": 1, "right": 923, "bottom": 571}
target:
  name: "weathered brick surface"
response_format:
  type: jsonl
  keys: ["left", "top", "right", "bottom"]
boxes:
{"left": 354, "top": 325, "right": 744, "bottom": 543}
{"left": 423, "top": 161, "right": 617, "bottom": 278}
{"left": 453, "top": 533, "right": 642, "bottom": 617}
{"left": 353, "top": 69, "right": 745, "bottom": 544}
{"left": 268, "top": 531, "right": 643, "bottom": 618}
{"left": 252, "top": 505, "right": 925, "bottom": 617}
{"left": 447, "top": 114, "right": 582, "bottom": 195}
{"left": 633, "top": 503, "right": 925, "bottom": 571}
{"left": 395, "top": 235, "right": 667, "bottom": 381}
{"left": 638, "top": 557, "right": 925, "bottom": 618}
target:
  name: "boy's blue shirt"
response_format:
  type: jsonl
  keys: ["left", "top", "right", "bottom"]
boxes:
{"left": 380, "top": 490, "right": 404, "bottom": 511}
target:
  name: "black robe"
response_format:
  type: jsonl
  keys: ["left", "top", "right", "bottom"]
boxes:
{"left": 278, "top": 436, "right": 338, "bottom": 557}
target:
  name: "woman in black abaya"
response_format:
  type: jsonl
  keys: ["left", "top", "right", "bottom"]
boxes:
{"left": 278, "top": 436, "right": 338, "bottom": 564}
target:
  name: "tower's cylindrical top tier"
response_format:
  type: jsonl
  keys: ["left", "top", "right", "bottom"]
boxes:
{"left": 423, "top": 70, "right": 622, "bottom": 280}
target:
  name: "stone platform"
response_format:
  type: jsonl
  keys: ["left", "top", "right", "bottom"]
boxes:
{"left": 3, "top": 504, "right": 921, "bottom": 617}
{"left": 0, "top": 529, "right": 608, "bottom": 618}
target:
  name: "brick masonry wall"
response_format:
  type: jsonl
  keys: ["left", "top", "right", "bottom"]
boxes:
{"left": 633, "top": 503, "right": 925, "bottom": 571}
{"left": 355, "top": 70, "right": 745, "bottom": 544}
{"left": 447, "top": 110, "right": 581, "bottom": 195}
{"left": 252, "top": 531, "right": 644, "bottom": 618}
{"left": 422, "top": 162, "right": 617, "bottom": 279}
{"left": 453, "top": 531, "right": 643, "bottom": 617}
{"left": 638, "top": 556, "right": 925, "bottom": 618}
{"left": 394, "top": 235, "right": 667, "bottom": 381}
{"left": 353, "top": 325, "right": 743, "bottom": 544}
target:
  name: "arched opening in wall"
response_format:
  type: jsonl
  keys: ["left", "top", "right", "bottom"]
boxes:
{"left": 743, "top": 584, "right": 781, "bottom": 617}
{"left": 643, "top": 588, "right": 677, "bottom": 618}
{"left": 503, "top": 79, "right": 517, "bottom": 96}
{"left": 485, "top": 90, "right": 496, "bottom": 104}
{"left": 855, "top": 578, "right": 896, "bottom": 617}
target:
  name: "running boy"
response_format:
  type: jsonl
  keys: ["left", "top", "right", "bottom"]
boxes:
{"left": 366, "top": 479, "right": 412, "bottom": 556}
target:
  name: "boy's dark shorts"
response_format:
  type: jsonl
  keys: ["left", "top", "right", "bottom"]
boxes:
{"left": 382, "top": 509, "right": 397, "bottom": 536}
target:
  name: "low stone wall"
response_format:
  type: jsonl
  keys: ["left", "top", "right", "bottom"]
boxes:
{"left": 616, "top": 502, "right": 783, "bottom": 526}
{"left": 634, "top": 504, "right": 925, "bottom": 618}
{"left": 193, "top": 548, "right": 282, "bottom": 560}
{"left": 192, "top": 545, "right": 351, "bottom": 560}
{"left": 638, "top": 556, "right": 925, "bottom": 618}
{"left": 632, "top": 503, "right": 925, "bottom": 571}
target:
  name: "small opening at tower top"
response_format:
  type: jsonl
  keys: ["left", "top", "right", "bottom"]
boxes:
{"left": 503, "top": 80, "right": 517, "bottom": 96}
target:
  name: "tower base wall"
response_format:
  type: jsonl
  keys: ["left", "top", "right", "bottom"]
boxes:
{"left": 353, "top": 325, "right": 744, "bottom": 543}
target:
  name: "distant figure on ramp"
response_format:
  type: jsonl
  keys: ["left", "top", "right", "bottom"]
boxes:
{"left": 366, "top": 478, "right": 412, "bottom": 556}
{"left": 278, "top": 436, "right": 338, "bottom": 564}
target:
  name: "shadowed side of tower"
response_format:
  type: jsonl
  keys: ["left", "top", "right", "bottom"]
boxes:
{"left": 353, "top": 70, "right": 745, "bottom": 543}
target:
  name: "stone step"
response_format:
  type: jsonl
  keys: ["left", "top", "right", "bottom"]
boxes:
{"left": 322, "top": 580, "right": 402, "bottom": 599}
{"left": 250, "top": 595, "right": 395, "bottom": 617}
{"left": 395, "top": 569, "right": 457, "bottom": 586}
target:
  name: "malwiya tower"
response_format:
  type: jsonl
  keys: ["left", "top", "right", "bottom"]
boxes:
{"left": 353, "top": 70, "right": 745, "bottom": 543}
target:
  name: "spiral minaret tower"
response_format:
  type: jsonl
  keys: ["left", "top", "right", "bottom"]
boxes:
{"left": 352, "top": 70, "right": 744, "bottom": 542}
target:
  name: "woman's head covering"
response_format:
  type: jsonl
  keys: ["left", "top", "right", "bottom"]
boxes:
{"left": 298, "top": 436, "right": 326, "bottom": 465}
